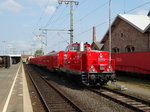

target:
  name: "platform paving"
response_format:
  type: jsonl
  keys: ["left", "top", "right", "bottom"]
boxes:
{"left": 0, "top": 63, "right": 33, "bottom": 112}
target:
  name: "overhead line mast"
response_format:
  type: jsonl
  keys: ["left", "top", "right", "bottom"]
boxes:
{"left": 109, "top": 0, "right": 112, "bottom": 69}
{"left": 58, "top": 0, "right": 79, "bottom": 44}
{"left": 39, "top": 28, "right": 69, "bottom": 46}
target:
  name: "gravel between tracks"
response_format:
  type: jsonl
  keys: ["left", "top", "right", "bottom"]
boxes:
{"left": 26, "top": 65, "right": 133, "bottom": 112}
{"left": 44, "top": 72, "right": 132, "bottom": 112}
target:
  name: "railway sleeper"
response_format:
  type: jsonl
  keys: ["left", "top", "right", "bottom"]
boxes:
{"left": 139, "top": 107, "right": 150, "bottom": 110}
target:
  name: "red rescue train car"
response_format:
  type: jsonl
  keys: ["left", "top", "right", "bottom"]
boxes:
{"left": 112, "top": 52, "right": 150, "bottom": 76}
{"left": 29, "top": 42, "right": 116, "bottom": 86}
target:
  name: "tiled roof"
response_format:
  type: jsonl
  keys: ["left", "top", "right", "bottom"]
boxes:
{"left": 118, "top": 14, "right": 150, "bottom": 33}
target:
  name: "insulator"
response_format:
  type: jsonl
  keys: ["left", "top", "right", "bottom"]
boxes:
{"left": 65, "top": 1, "right": 69, "bottom": 4}
{"left": 75, "top": 2, "right": 79, "bottom": 5}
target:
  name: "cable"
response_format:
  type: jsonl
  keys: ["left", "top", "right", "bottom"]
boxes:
{"left": 57, "top": 32, "right": 69, "bottom": 44}
{"left": 33, "top": 0, "right": 50, "bottom": 31}
{"left": 43, "top": 4, "right": 61, "bottom": 28}
{"left": 50, "top": 6, "right": 67, "bottom": 27}
{"left": 125, "top": 0, "right": 150, "bottom": 13}
{"left": 76, "top": 0, "right": 89, "bottom": 8}
{"left": 77, "top": 1, "right": 108, "bottom": 22}
{"left": 75, "top": 0, "right": 150, "bottom": 37}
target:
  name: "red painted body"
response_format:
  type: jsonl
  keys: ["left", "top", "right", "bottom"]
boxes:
{"left": 112, "top": 52, "right": 150, "bottom": 74}
{"left": 29, "top": 43, "right": 116, "bottom": 86}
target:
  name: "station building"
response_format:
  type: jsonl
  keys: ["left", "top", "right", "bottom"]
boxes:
{"left": 101, "top": 13, "right": 150, "bottom": 52}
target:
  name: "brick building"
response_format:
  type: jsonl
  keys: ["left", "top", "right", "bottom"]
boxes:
{"left": 91, "top": 12, "right": 150, "bottom": 75}
{"left": 99, "top": 13, "right": 150, "bottom": 53}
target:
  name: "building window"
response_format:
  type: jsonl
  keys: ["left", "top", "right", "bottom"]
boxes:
{"left": 125, "top": 45, "right": 135, "bottom": 52}
{"left": 112, "top": 47, "right": 119, "bottom": 53}
{"left": 121, "top": 33, "right": 124, "bottom": 38}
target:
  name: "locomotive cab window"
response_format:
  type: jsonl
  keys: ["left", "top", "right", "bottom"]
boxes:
{"left": 84, "top": 45, "right": 87, "bottom": 50}
{"left": 70, "top": 45, "right": 79, "bottom": 51}
{"left": 84, "top": 45, "right": 91, "bottom": 51}
{"left": 65, "top": 46, "right": 69, "bottom": 52}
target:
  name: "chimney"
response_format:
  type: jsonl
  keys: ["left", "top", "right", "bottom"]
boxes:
{"left": 93, "top": 26, "right": 96, "bottom": 43}
{"left": 148, "top": 10, "right": 150, "bottom": 17}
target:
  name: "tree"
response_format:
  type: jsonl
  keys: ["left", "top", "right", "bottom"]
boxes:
{"left": 34, "top": 49, "right": 44, "bottom": 57}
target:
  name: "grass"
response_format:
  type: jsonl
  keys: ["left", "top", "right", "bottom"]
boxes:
{"left": 116, "top": 75, "right": 150, "bottom": 89}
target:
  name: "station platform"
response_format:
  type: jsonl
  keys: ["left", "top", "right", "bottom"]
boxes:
{"left": 0, "top": 63, "right": 33, "bottom": 112}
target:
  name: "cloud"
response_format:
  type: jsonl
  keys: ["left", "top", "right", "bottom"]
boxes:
{"left": 0, "top": 0, "right": 24, "bottom": 13}
{"left": 9, "top": 41, "right": 31, "bottom": 50}
{"left": 135, "top": 9, "right": 148, "bottom": 15}
{"left": 28, "top": 0, "right": 57, "bottom": 6}
{"left": 44, "top": 6, "right": 56, "bottom": 15}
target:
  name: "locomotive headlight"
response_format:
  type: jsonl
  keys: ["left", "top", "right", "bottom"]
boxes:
{"left": 91, "top": 65, "right": 94, "bottom": 68}
{"left": 107, "top": 65, "right": 112, "bottom": 72}
{"left": 90, "top": 65, "right": 96, "bottom": 72}
{"left": 100, "top": 53, "right": 103, "bottom": 58}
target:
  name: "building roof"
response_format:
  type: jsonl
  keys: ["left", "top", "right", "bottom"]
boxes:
{"left": 118, "top": 14, "right": 150, "bottom": 33}
{"left": 101, "top": 13, "right": 150, "bottom": 43}
{"left": 0, "top": 54, "right": 21, "bottom": 57}
{"left": 91, "top": 41, "right": 103, "bottom": 50}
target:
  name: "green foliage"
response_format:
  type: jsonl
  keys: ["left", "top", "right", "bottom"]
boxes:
{"left": 34, "top": 49, "right": 44, "bottom": 57}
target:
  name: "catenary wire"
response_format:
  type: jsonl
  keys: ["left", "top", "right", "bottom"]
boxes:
{"left": 33, "top": 0, "right": 50, "bottom": 31}
{"left": 75, "top": 0, "right": 150, "bottom": 37}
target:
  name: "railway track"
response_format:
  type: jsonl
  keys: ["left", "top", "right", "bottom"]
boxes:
{"left": 88, "top": 87, "right": 150, "bottom": 112}
{"left": 25, "top": 64, "right": 150, "bottom": 112}
{"left": 26, "top": 65, "right": 84, "bottom": 112}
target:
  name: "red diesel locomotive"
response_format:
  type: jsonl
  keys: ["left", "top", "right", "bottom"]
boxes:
{"left": 29, "top": 42, "right": 116, "bottom": 86}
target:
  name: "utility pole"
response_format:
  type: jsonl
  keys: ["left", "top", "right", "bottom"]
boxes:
{"left": 58, "top": 0, "right": 79, "bottom": 44}
{"left": 109, "top": 0, "right": 112, "bottom": 67}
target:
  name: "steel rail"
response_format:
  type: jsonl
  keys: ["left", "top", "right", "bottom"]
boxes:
{"left": 88, "top": 87, "right": 150, "bottom": 112}
{"left": 27, "top": 71, "right": 51, "bottom": 112}
{"left": 27, "top": 65, "right": 83, "bottom": 112}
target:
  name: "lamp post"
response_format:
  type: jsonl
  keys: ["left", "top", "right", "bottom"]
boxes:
{"left": 109, "top": 0, "right": 112, "bottom": 66}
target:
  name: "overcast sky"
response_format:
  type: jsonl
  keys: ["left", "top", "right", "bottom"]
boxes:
{"left": 0, "top": 0, "right": 149, "bottom": 54}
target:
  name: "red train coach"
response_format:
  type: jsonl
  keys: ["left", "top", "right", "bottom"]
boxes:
{"left": 112, "top": 52, "right": 150, "bottom": 76}
{"left": 29, "top": 42, "right": 116, "bottom": 86}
